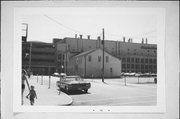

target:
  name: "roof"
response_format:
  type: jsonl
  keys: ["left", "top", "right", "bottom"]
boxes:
{"left": 73, "top": 49, "right": 97, "bottom": 58}
{"left": 72, "top": 48, "right": 121, "bottom": 61}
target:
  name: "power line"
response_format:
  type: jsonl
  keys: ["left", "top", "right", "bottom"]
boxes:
{"left": 43, "top": 14, "right": 101, "bottom": 36}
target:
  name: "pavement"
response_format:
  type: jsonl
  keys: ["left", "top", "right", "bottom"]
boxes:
{"left": 23, "top": 75, "right": 72, "bottom": 106}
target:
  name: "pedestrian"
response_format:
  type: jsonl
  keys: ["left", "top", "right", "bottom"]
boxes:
{"left": 26, "top": 85, "right": 37, "bottom": 105}
{"left": 22, "top": 69, "right": 30, "bottom": 105}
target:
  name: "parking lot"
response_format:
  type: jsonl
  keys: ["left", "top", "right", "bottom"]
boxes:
{"left": 26, "top": 75, "right": 157, "bottom": 106}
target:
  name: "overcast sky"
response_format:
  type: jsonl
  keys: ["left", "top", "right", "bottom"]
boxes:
{"left": 22, "top": 7, "right": 157, "bottom": 44}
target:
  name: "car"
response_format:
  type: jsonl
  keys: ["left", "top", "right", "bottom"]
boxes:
{"left": 56, "top": 75, "right": 91, "bottom": 93}
{"left": 52, "top": 72, "right": 60, "bottom": 77}
{"left": 154, "top": 77, "right": 157, "bottom": 84}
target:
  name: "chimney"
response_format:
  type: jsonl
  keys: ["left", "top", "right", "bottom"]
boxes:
{"left": 79, "top": 35, "right": 83, "bottom": 39}
{"left": 131, "top": 38, "right": 133, "bottom": 43}
{"left": 128, "top": 38, "right": 131, "bottom": 43}
{"left": 142, "top": 38, "right": 144, "bottom": 44}
{"left": 145, "top": 38, "right": 148, "bottom": 44}
{"left": 87, "top": 35, "right": 90, "bottom": 39}
{"left": 123, "top": 37, "right": 125, "bottom": 42}
{"left": 97, "top": 36, "right": 101, "bottom": 40}
{"left": 75, "top": 34, "right": 77, "bottom": 38}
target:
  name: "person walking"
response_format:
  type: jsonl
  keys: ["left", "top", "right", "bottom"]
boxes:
{"left": 22, "top": 69, "right": 30, "bottom": 105}
{"left": 26, "top": 85, "right": 37, "bottom": 105}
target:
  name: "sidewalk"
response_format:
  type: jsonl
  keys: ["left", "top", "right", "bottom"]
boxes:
{"left": 23, "top": 76, "right": 72, "bottom": 106}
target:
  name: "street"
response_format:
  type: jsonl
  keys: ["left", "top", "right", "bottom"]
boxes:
{"left": 70, "top": 78, "right": 156, "bottom": 106}
{"left": 30, "top": 76, "right": 156, "bottom": 106}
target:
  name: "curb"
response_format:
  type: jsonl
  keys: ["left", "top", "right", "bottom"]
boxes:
{"left": 59, "top": 93, "right": 73, "bottom": 106}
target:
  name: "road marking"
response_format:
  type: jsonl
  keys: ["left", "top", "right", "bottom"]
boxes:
{"left": 74, "top": 95, "right": 156, "bottom": 103}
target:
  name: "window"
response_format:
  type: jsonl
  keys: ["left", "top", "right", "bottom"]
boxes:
{"left": 122, "top": 64, "right": 126, "bottom": 68}
{"left": 145, "top": 65, "right": 148, "bottom": 69}
{"left": 136, "top": 58, "right": 139, "bottom": 63}
{"left": 149, "top": 65, "right": 152, "bottom": 70}
{"left": 141, "top": 65, "right": 144, "bottom": 69}
{"left": 88, "top": 55, "right": 91, "bottom": 62}
{"left": 127, "top": 64, "right": 130, "bottom": 68}
{"left": 110, "top": 68, "right": 112, "bottom": 73}
{"left": 141, "top": 58, "right": 144, "bottom": 63}
{"left": 149, "top": 59, "right": 152, "bottom": 63}
{"left": 106, "top": 56, "right": 109, "bottom": 63}
{"left": 153, "top": 59, "right": 157, "bottom": 64}
{"left": 131, "top": 58, "right": 134, "bottom": 62}
{"left": 127, "top": 57, "right": 130, "bottom": 62}
{"left": 122, "top": 57, "right": 126, "bottom": 62}
{"left": 131, "top": 64, "right": 134, "bottom": 69}
{"left": 145, "top": 58, "right": 148, "bottom": 63}
{"left": 135, "top": 65, "right": 139, "bottom": 69}
{"left": 98, "top": 56, "right": 101, "bottom": 62}
{"left": 58, "top": 54, "right": 61, "bottom": 60}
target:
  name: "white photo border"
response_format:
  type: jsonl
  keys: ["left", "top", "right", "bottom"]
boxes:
{"left": 13, "top": 7, "right": 166, "bottom": 113}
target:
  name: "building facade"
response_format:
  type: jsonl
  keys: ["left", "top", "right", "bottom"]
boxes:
{"left": 54, "top": 35, "right": 157, "bottom": 74}
{"left": 22, "top": 41, "right": 56, "bottom": 75}
{"left": 68, "top": 49, "right": 122, "bottom": 78}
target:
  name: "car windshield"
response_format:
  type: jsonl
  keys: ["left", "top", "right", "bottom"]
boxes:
{"left": 65, "top": 77, "right": 82, "bottom": 81}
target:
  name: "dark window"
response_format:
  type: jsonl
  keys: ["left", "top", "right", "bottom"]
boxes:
{"left": 122, "top": 57, "right": 126, "bottom": 62}
{"left": 106, "top": 56, "right": 109, "bottom": 63}
{"left": 127, "top": 64, "right": 130, "bottom": 68}
{"left": 145, "top": 58, "right": 148, "bottom": 63}
{"left": 58, "top": 54, "right": 61, "bottom": 60}
{"left": 153, "top": 59, "right": 157, "bottom": 64}
{"left": 149, "top": 65, "right": 152, "bottom": 70}
{"left": 122, "top": 64, "right": 126, "bottom": 68}
{"left": 149, "top": 59, "right": 152, "bottom": 63}
{"left": 141, "top": 65, "right": 144, "bottom": 69}
{"left": 98, "top": 56, "right": 101, "bottom": 62}
{"left": 88, "top": 55, "right": 91, "bottom": 62}
{"left": 135, "top": 65, "right": 139, "bottom": 69}
{"left": 131, "top": 64, "right": 134, "bottom": 69}
{"left": 110, "top": 68, "right": 112, "bottom": 73}
{"left": 127, "top": 57, "right": 130, "bottom": 62}
{"left": 131, "top": 58, "right": 134, "bottom": 62}
{"left": 141, "top": 58, "right": 144, "bottom": 63}
{"left": 136, "top": 58, "right": 139, "bottom": 63}
{"left": 145, "top": 65, "right": 148, "bottom": 69}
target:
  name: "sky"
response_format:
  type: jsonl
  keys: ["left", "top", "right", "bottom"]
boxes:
{"left": 22, "top": 7, "right": 157, "bottom": 44}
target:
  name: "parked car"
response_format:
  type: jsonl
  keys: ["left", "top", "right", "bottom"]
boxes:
{"left": 56, "top": 75, "right": 91, "bottom": 93}
{"left": 52, "top": 72, "right": 60, "bottom": 77}
{"left": 154, "top": 77, "right": 157, "bottom": 84}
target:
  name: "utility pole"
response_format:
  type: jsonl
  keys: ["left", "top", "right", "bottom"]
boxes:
{"left": 102, "top": 28, "right": 105, "bottom": 82}
{"left": 65, "top": 45, "right": 68, "bottom": 74}
{"left": 28, "top": 42, "right": 32, "bottom": 78}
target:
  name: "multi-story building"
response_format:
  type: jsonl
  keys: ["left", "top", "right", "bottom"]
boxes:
{"left": 54, "top": 35, "right": 157, "bottom": 76}
{"left": 22, "top": 41, "right": 56, "bottom": 75}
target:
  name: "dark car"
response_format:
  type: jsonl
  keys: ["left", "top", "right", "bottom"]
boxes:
{"left": 56, "top": 76, "right": 91, "bottom": 93}
{"left": 154, "top": 77, "right": 157, "bottom": 84}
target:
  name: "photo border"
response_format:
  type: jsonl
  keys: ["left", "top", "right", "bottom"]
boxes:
{"left": 13, "top": 7, "right": 166, "bottom": 113}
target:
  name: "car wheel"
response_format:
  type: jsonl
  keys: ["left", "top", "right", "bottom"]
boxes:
{"left": 84, "top": 89, "right": 88, "bottom": 93}
{"left": 65, "top": 86, "right": 68, "bottom": 92}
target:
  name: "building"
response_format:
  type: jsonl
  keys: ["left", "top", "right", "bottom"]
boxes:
{"left": 22, "top": 41, "right": 56, "bottom": 75}
{"left": 54, "top": 35, "right": 157, "bottom": 74}
{"left": 67, "top": 49, "right": 122, "bottom": 78}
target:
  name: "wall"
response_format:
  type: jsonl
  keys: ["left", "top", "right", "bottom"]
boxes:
{"left": 85, "top": 49, "right": 121, "bottom": 78}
